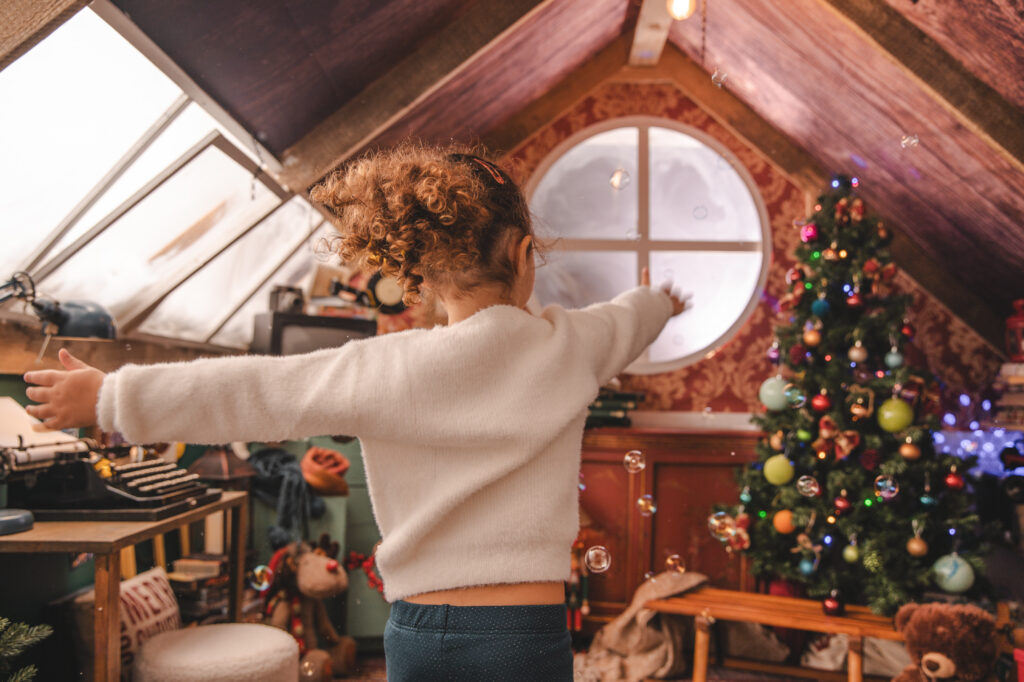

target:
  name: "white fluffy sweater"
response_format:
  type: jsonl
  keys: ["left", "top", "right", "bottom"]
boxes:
{"left": 98, "top": 286, "right": 673, "bottom": 601}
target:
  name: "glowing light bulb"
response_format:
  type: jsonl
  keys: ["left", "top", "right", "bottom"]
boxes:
{"left": 666, "top": 0, "right": 698, "bottom": 20}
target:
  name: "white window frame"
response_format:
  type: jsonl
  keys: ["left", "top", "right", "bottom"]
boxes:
{"left": 525, "top": 116, "right": 772, "bottom": 374}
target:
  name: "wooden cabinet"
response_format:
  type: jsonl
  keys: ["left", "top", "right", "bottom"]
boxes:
{"left": 579, "top": 428, "right": 759, "bottom": 625}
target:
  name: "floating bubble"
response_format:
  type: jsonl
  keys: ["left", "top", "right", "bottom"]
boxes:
{"left": 609, "top": 167, "right": 631, "bottom": 190}
{"left": 692, "top": 205, "right": 709, "bottom": 220}
{"left": 578, "top": 472, "right": 586, "bottom": 492}
{"left": 796, "top": 475, "right": 821, "bottom": 497}
{"left": 707, "top": 511, "right": 737, "bottom": 541}
{"left": 623, "top": 450, "right": 646, "bottom": 474}
{"left": 665, "top": 554, "right": 686, "bottom": 573}
{"left": 874, "top": 474, "right": 900, "bottom": 501}
{"left": 300, "top": 659, "right": 318, "bottom": 680}
{"left": 248, "top": 564, "right": 273, "bottom": 591}
{"left": 900, "top": 134, "right": 919, "bottom": 149}
{"left": 585, "top": 546, "right": 611, "bottom": 573}
{"left": 711, "top": 68, "right": 728, "bottom": 88}
{"left": 313, "top": 237, "right": 336, "bottom": 263}
{"left": 643, "top": 571, "right": 656, "bottom": 582}
{"left": 637, "top": 494, "right": 657, "bottom": 517}
{"left": 625, "top": 228, "right": 640, "bottom": 240}
{"left": 784, "top": 383, "right": 807, "bottom": 408}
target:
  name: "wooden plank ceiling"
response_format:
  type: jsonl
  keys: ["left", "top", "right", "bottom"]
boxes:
{"left": 667, "top": 0, "right": 1024, "bottom": 323}
{"left": 37, "top": 0, "right": 1023, "bottom": 339}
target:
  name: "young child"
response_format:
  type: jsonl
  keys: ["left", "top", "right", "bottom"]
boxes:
{"left": 24, "top": 144, "right": 688, "bottom": 681}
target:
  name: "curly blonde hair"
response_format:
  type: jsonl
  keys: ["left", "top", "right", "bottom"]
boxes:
{"left": 309, "top": 143, "right": 534, "bottom": 305}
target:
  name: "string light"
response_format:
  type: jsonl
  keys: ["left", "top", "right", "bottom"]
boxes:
{"left": 863, "top": 499, "right": 873, "bottom": 507}
{"left": 666, "top": 0, "right": 698, "bottom": 20}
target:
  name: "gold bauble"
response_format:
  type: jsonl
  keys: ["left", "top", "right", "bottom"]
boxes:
{"left": 803, "top": 329, "right": 822, "bottom": 347}
{"left": 899, "top": 442, "right": 922, "bottom": 461}
{"left": 906, "top": 537, "right": 928, "bottom": 557}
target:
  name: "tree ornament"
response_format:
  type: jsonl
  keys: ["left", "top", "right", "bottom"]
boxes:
{"left": 945, "top": 466, "right": 965, "bottom": 491}
{"left": 708, "top": 511, "right": 737, "bottom": 542}
{"left": 859, "top": 448, "right": 880, "bottom": 471}
{"left": 785, "top": 266, "right": 806, "bottom": 284}
{"left": 773, "top": 510, "right": 796, "bottom": 534}
{"left": 763, "top": 454, "right": 795, "bottom": 485}
{"left": 900, "top": 321, "right": 915, "bottom": 340}
{"left": 796, "top": 475, "right": 821, "bottom": 497}
{"left": 884, "top": 347, "right": 904, "bottom": 369}
{"left": 811, "top": 296, "right": 830, "bottom": 318}
{"left": 907, "top": 520, "right": 928, "bottom": 557}
{"left": 920, "top": 473, "right": 936, "bottom": 506}
{"left": 822, "top": 588, "right": 845, "bottom": 616}
{"left": 822, "top": 243, "right": 839, "bottom": 261}
{"left": 877, "top": 398, "right": 914, "bottom": 432}
{"left": 784, "top": 384, "right": 807, "bottom": 408}
{"left": 739, "top": 486, "right": 752, "bottom": 504}
{"left": 799, "top": 223, "right": 819, "bottom": 242}
{"left": 788, "top": 344, "right": 807, "bottom": 366}
{"left": 766, "top": 340, "right": 781, "bottom": 363}
{"left": 847, "top": 386, "right": 875, "bottom": 421}
{"left": 798, "top": 557, "right": 816, "bottom": 575}
{"left": 877, "top": 223, "right": 892, "bottom": 244}
{"left": 796, "top": 428, "right": 813, "bottom": 442}
{"left": 803, "top": 328, "right": 822, "bottom": 348}
{"left": 874, "top": 474, "right": 900, "bottom": 501}
{"left": 759, "top": 377, "right": 789, "bottom": 411}
{"left": 834, "top": 490, "right": 853, "bottom": 515}
{"left": 769, "top": 431, "right": 785, "bottom": 451}
{"left": 842, "top": 541, "right": 859, "bottom": 564}
{"left": 846, "top": 291, "right": 863, "bottom": 308}
{"left": 932, "top": 553, "right": 974, "bottom": 593}
{"left": 899, "top": 438, "right": 921, "bottom": 461}
{"left": 847, "top": 340, "right": 868, "bottom": 364}
{"left": 811, "top": 391, "right": 832, "bottom": 412}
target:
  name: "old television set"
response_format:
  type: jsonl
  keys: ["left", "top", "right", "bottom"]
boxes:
{"left": 250, "top": 312, "right": 376, "bottom": 356}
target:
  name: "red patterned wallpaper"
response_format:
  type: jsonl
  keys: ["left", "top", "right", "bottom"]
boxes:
{"left": 504, "top": 80, "right": 1003, "bottom": 413}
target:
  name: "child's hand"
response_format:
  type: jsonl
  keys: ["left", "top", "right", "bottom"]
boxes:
{"left": 23, "top": 349, "right": 105, "bottom": 432}
{"left": 641, "top": 267, "right": 692, "bottom": 317}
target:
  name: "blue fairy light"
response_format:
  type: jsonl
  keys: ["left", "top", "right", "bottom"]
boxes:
{"left": 933, "top": 433, "right": 946, "bottom": 444}
{"left": 948, "top": 528, "right": 956, "bottom": 536}
{"left": 969, "top": 421, "right": 979, "bottom": 431}
{"left": 843, "top": 284, "right": 852, "bottom": 293}
{"left": 943, "top": 413, "right": 957, "bottom": 426}
{"left": 823, "top": 535, "right": 834, "bottom": 545}
{"left": 851, "top": 177, "right": 859, "bottom": 187}
{"left": 850, "top": 362, "right": 857, "bottom": 368}
{"left": 982, "top": 399, "right": 992, "bottom": 411}
{"left": 959, "top": 394, "right": 971, "bottom": 407}
{"left": 831, "top": 179, "right": 840, "bottom": 188}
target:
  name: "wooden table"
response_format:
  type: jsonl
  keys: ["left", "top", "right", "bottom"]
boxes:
{"left": 0, "top": 490, "right": 248, "bottom": 682}
{"left": 646, "top": 587, "right": 903, "bottom": 682}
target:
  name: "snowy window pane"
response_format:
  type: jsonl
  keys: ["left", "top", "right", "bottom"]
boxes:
{"left": 0, "top": 9, "right": 181, "bottom": 275}
{"left": 40, "top": 147, "right": 279, "bottom": 321}
{"left": 533, "top": 251, "right": 637, "bottom": 311}
{"left": 648, "top": 251, "right": 763, "bottom": 363}
{"left": 530, "top": 128, "right": 639, "bottom": 240}
{"left": 138, "top": 198, "right": 319, "bottom": 342}
{"left": 649, "top": 127, "right": 761, "bottom": 242}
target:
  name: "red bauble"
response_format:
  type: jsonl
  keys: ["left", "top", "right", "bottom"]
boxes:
{"left": 945, "top": 472, "right": 965, "bottom": 490}
{"left": 834, "top": 495, "right": 853, "bottom": 514}
{"left": 811, "top": 393, "right": 832, "bottom": 412}
{"left": 860, "top": 449, "right": 880, "bottom": 471}
{"left": 822, "top": 590, "right": 845, "bottom": 616}
{"left": 901, "top": 322, "right": 916, "bottom": 339}
{"left": 789, "top": 344, "right": 807, "bottom": 366}
{"left": 846, "top": 293, "right": 863, "bottom": 308}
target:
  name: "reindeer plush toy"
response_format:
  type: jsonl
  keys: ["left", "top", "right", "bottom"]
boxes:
{"left": 263, "top": 534, "right": 357, "bottom": 679}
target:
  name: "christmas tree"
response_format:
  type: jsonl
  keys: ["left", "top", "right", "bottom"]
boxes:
{"left": 0, "top": 617, "right": 51, "bottom": 682}
{"left": 729, "top": 176, "right": 988, "bottom": 615}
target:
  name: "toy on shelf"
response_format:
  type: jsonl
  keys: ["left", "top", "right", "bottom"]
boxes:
{"left": 892, "top": 602, "right": 998, "bottom": 682}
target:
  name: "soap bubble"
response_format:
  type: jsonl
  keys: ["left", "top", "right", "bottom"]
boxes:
{"left": 623, "top": 450, "right": 646, "bottom": 474}
{"left": 609, "top": 167, "right": 631, "bottom": 190}
{"left": 300, "top": 659, "right": 318, "bottom": 679}
{"left": 874, "top": 474, "right": 900, "bottom": 501}
{"left": 248, "top": 565, "right": 273, "bottom": 591}
{"left": 644, "top": 571, "right": 656, "bottom": 582}
{"left": 665, "top": 554, "right": 686, "bottom": 573}
{"left": 313, "top": 237, "right": 336, "bottom": 263}
{"left": 784, "top": 384, "right": 807, "bottom": 408}
{"left": 796, "top": 475, "right": 821, "bottom": 497}
{"left": 637, "top": 494, "right": 657, "bottom": 516}
{"left": 707, "top": 511, "right": 737, "bottom": 541}
{"left": 711, "top": 68, "right": 728, "bottom": 88}
{"left": 585, "top": 546, "right": 611, "bottom": 573}
{"left": 900, "top": 134, "right": 919, "bottom": 149}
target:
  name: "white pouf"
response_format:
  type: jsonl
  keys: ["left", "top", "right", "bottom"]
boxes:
{"left": 133, "top": 623, "right": 299, "bottom": 682}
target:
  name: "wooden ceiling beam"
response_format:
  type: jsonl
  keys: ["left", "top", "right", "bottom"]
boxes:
{"left": 0, "top": 0, "right": 86, "bottom": 71}
{"left": 629, "top": 0, "right": 673, "bottom": 67}
{"left": 483, "top": 33, "right": 632, "bottom": 156}
{"left": 277, "top": 0, "right": 553, "bottom": 193}
{"left": 815, "top": 0, "right": 1024, "bottom": 175}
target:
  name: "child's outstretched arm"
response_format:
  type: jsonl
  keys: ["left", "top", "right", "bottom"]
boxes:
{"left": 567, "top": 268, "right": 691, "bottom": 385}
{"left": 24, "top": 341, "right": 382, "bottom": 444}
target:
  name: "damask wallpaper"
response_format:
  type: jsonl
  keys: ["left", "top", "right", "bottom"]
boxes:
{"left": 503, "top": 80, "right": 1003, "bottom": 415}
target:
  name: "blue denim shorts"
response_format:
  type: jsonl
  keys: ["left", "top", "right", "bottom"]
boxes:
{"left": 384, "top": 600, "right": 573, "bottom": 681}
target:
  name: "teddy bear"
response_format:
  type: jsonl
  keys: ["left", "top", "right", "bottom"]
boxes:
{"left": 892, "top": 602, "right": 998, "bottom": 682}
{"left": 263, "top": 534, "right": 358, "bottom": 680}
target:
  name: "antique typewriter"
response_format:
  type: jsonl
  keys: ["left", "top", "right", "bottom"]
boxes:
{"left": 1, "top": 437, "right": 221, "bottom": 521}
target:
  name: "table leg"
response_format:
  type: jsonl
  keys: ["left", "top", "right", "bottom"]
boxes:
{"left": 229, "top": 498, "right": 248, "bottom": 622}
{"left": 94, "top": 551, "right": 121, "bottom": 682}
{"left": 848, "top": 635, "right": 863, "bottom": 682}
{"left": 693, "top": 614, "right": 712, "bottom": 682}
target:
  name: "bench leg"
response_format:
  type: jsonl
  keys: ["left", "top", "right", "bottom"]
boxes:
{"left": 693, "top": 614, "right": 712, "bottom": 682}
{"left": 847, "top": 635, "right": 863, "bottom": 682}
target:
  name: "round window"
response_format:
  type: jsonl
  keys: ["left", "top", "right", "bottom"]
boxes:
{"left": 526, "top": 117, "right": 771, "bottom": 374}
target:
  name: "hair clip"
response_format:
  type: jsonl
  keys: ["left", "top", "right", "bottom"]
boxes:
{"left": 469, "top": 157, "right": 505, "bottom": 185}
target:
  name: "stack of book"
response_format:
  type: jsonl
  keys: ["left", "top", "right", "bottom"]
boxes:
{"left": 168, "top": 554, "right": 230, "bottom": 622}
{"left": 585, "top": 390, "right": 645, "bottom": 429}
{"left": 993, "top": 364, "right": 1024, "bottom": 429}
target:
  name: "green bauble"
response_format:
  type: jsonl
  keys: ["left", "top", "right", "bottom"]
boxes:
{"left": 932, "top": 554, "right": 975, "bottom": 594}
{"left": 842, "top": 544, "right": 859, "bottom": 563}
{"left": 759, "top": 377, "right": 788, "bottom": 411}
{"left": 796, "top": 428, "right": 813, "bottom": 442}
{"left": 877, "top": 398, "right": 914, "bottom": 433}
{"left": 763, "top": 454, "right": 795, "bottom": 485}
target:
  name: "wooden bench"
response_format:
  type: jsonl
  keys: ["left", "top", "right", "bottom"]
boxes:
{"left": 646, "top": 587, "right": 903, "bottom": 682}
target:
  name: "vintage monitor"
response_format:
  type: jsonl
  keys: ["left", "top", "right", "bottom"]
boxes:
{"left": 250, "top": 312, "right": 376, "bottom": 356}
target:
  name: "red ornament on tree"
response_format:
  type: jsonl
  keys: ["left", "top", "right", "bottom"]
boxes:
{"left": 846, "top": 292, "right": 863, "bottom": 308}
{"left": 834, "top": 493, "right": 853, "bottom": 515}
{"left": 811, "top": 393, "right": 832, "bottom": 412}
{"left": 860, "top": 449, "right": 880, "bottom": 471}
{"left": 945, "top": 470, "right": 965, "bottom": 491}
{"left": 789, "top": 344, "right": 807, "bottom": 366}
{"left": 901, "top": 322, "right": 915, "bottom": 340}
{"left": 822, "top": 589, "right": 845, "bottom": 616}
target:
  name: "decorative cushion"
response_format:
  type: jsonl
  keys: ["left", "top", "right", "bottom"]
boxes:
{"left": 301, "top": 446, "right": 350, "bottom": 496}
{"left": 71, "top": 566, "right": 182, "bottom": 681}
{"left": 133, "top": 623, "right": 298, "bottom": 682}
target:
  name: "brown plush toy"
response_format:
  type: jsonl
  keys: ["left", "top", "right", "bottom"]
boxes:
{"left": 892, "top": 602, "right": 998, "bottom": 682}
{"left": 264, "top": 534, "right": 358, "bottom": 679}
